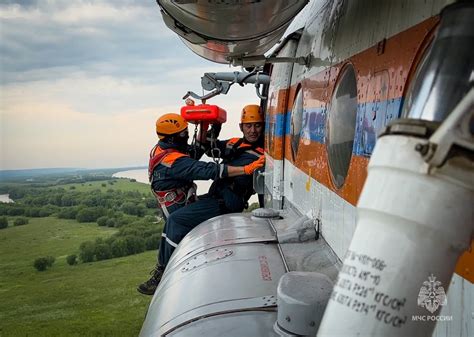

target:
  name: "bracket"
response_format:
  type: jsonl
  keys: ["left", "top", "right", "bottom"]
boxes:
{"left": 419, "top": 88, "right": 474, "bottom": 167}
{"left": 231, "top": 54, "right": 313, "bottom": 68}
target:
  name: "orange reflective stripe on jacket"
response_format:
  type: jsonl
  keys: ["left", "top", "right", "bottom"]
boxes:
{"left": 225, "top": 137, "right": 241, "bottom": 149}
{"left": 160, "top": 152, "right": 188, "bottom": 168}
{"left": 148, "top": 145, "right": 188, "bottom": 180}
{"left": 225, "top": 138, "right": 264, "bottom": 157}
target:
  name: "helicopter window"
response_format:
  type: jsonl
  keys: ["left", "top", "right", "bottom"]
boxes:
{"left": 290, "top": 88, "right": 303, "bottom": 160}
{"left": 326, "top": 64, "right": 358, "bottom": 189}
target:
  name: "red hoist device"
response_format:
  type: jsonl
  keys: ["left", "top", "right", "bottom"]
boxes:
{"left": 180, "top": 99, "right": 227, "bottom": 162}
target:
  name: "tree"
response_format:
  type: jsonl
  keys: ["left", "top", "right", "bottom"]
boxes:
{"left": 116, "top": 215, "right": 131, "bottom": 227}
{"left": 34, "top": 258, "right": 49, "bottom": 271}
{"left": 0, "top": 205, "right": 8, "bottom": 216}
{"left": 0, "top": 217, "right": 8, "bottom": 229}
{"left": 33, "top": 256, "right": 55, "bottom": 271}
{"left": 8, "top": 187, "right": 27, "bottom": 199}
{"left": 145, "top": 197, "right": 157, "bottom": 209}
{"left": 145, "top": 233, "right": 160, "bottom": 250}
{"left": 76, "top": 207, "right": 106, "bottom": 223}
{"left": 13, "top": 217, "right": 29, "bottom": 226}
{"left": 30, "top": 195, "right": 48, "bottom": 206}
{"left": 60, "top": 194, "right": 76, "bottom": 206}
{"left": 57, "top": 207, "right": 78, "bottom": 219}
{"left": 96, "top": 216, "right": 108, "bottom": 227}
{"left": 66, "top": 254, "right": 78, "bottom": 265}
{"left": 111, "top": 239, "right": 127, "bottom": 258}
{"left": 7, "top": 207, "right": 25, "bottom": 216}
{"left": 38, "top": 204, "right": 59, "bottom": 217}
{"left": 124, "top": 236, "right": 146, "bottom": 255}
{"left": 25, "top": 208, "right": 41, "bottom": 217}
{"left": 38, "top": 209, "right": 51, "bottom": 217}
{"left": 106, "top": 218, "right": 116, "bottom": 227}
{"left": 121, "top": 202, "right": 138, "bottom": 216}
{"left": 95, "top": 244, "right": 112, "bottom": 261}
{"left": 79, "top": 241, "right": 96, "bottom": 262}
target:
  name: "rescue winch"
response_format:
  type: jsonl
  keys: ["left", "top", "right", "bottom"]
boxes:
{"left": 180, "top": 100, "right": 227, "bottom": 163}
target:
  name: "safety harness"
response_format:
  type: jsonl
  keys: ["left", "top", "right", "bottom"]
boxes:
{"left": 211, "top": 138, "right": 264, "bottom": 210}
{"left": 224, "top": 138, "right": 264, "bottom": 159}
{"left": 148, "top": 144, "right": 196, "bottom": 218}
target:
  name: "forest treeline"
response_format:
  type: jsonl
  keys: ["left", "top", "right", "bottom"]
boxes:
{"left": 0, "top": 178, "right": 163, "bottom": 268}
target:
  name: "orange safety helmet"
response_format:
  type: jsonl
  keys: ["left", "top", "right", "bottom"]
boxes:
{"left": 156, "top": 113, "right": 188, "bottom": 139}
{"left": 241, "top": 104, "right": 264, "bottom": 123}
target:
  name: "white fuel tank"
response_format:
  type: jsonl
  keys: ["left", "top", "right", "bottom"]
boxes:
{"left": 139, "top": 212, "right": 287, "bottom": 336}
{"left": 157, "top": 0, "right": 308, "bottom": 63}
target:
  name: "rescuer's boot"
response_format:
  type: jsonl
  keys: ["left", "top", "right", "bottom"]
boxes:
{"left": 137, "top": 265, "right": 165, "bottom": 295}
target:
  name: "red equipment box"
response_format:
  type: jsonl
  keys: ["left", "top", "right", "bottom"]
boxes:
{"left": 181, "top": 104, "right": 227, "bottom": 124}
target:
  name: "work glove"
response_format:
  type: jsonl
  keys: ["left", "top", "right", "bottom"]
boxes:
{"left": 243, "top": 155, "right": 265, "bottom": 175}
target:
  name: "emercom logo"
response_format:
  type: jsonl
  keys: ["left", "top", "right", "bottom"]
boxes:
{"left": 417, "top": 274, "right": 447, "bottom": 314}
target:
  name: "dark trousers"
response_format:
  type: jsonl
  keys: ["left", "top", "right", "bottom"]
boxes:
{"left": 158, "top": 196, "right": 222, "bottom": 267}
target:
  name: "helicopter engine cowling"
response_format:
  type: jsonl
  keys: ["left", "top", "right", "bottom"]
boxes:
{"left": 157, "top": 0, "right": 308, "bottom": 63}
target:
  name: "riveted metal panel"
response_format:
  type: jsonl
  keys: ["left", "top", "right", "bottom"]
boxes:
{"left": 331, "top": 0, "right": 455, "bottom": 64}
{"left": 139, "top": 213, "right": 286, "bottom": 337}
{"left": 166, "top": 213, "right": 277, "bottom": 268}
{"left": 140, "top": 243, "right": 286, "bottom": 336}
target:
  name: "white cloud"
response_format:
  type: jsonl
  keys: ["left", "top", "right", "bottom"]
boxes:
{"left": 0, "top": 4, "right": 41, "bottom": 20}
{"left": 0, "top": 0, "right": 261, "bottom": 170}
{"left": 52, "top": 3, "right": 145, "bottom": 24}
{"left": 0, "top": 67, "right": 256, "bottom": 170}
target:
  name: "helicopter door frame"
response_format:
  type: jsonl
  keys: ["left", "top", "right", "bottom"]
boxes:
{"left": 264, "top": 33, "right": 301, "bottom": 209}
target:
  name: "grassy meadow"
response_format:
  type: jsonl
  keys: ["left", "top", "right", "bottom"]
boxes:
{"left": 0, "top": 178, "right": 158, "bottom": 337}
{"left": 0, "top": 216, "right": 156, "bottom": 337}
{"left": 54, "top": 179, "right": 151, "bottom": 194}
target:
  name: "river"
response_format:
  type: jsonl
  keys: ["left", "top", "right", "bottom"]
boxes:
{"left": 112, "top": 169, "right": 257, "bottom": 203}
{"left": 0, "top": 194, "right": 14, "bottom": 203}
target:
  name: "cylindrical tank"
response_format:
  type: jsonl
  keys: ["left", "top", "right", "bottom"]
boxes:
{"left": 139, "top": 212, "right": 287, "bottom": 337}
{"left": 318, "top": 4, "right": 474, "bottom": 335}
{"left": 317, "top": 132, "right": 473, "bottom": 337}
{"left": 157, "top": 0, "right": 308, "bottom": 63}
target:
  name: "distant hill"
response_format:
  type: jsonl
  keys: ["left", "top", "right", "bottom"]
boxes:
{"left": 0, "top": 167, "right": 146, "bottom": 181}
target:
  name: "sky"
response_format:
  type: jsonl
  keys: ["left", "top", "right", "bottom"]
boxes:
{"left": 0, "top": 0, "right": 256, "bottom": 170}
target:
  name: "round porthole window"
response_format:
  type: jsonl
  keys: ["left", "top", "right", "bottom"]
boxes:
{"left": 290, "top": 88, "right": 303, "bottom": 160}
{"left": 326, "top": 64, "right": 358, "bottom": 189}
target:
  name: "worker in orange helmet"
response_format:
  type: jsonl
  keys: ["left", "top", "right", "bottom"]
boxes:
{"left": 138, "top": 112, "right": 264, "bottom": 295}
{"left": 200, "top": 104, "right": 265, "bottom": 211}
{"left": 138, "top": 104, "right": 265, "bottom": 296}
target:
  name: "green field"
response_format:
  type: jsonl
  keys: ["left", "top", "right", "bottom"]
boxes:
{"left": 0, "top": 217, "right": 156, "bottom": 337}
{"left": 54, "top": 178, "right": 152, "bottom": 194}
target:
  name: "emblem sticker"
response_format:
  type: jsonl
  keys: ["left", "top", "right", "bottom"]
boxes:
{"left": 417, "top": 274, "right": 447, "bottom": 314}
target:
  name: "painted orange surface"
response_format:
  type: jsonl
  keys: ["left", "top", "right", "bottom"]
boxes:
{"left": 283, "top": 136, "right": 369, "bottom": 206}
{"left": 265, "top": 16, "right": 472, "bottom": 281}
{"left": 455, "top": 240, "right": 474, "bottom": 283}
{"left": 272, "top": 17, "right": 441, "bottom": 204}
